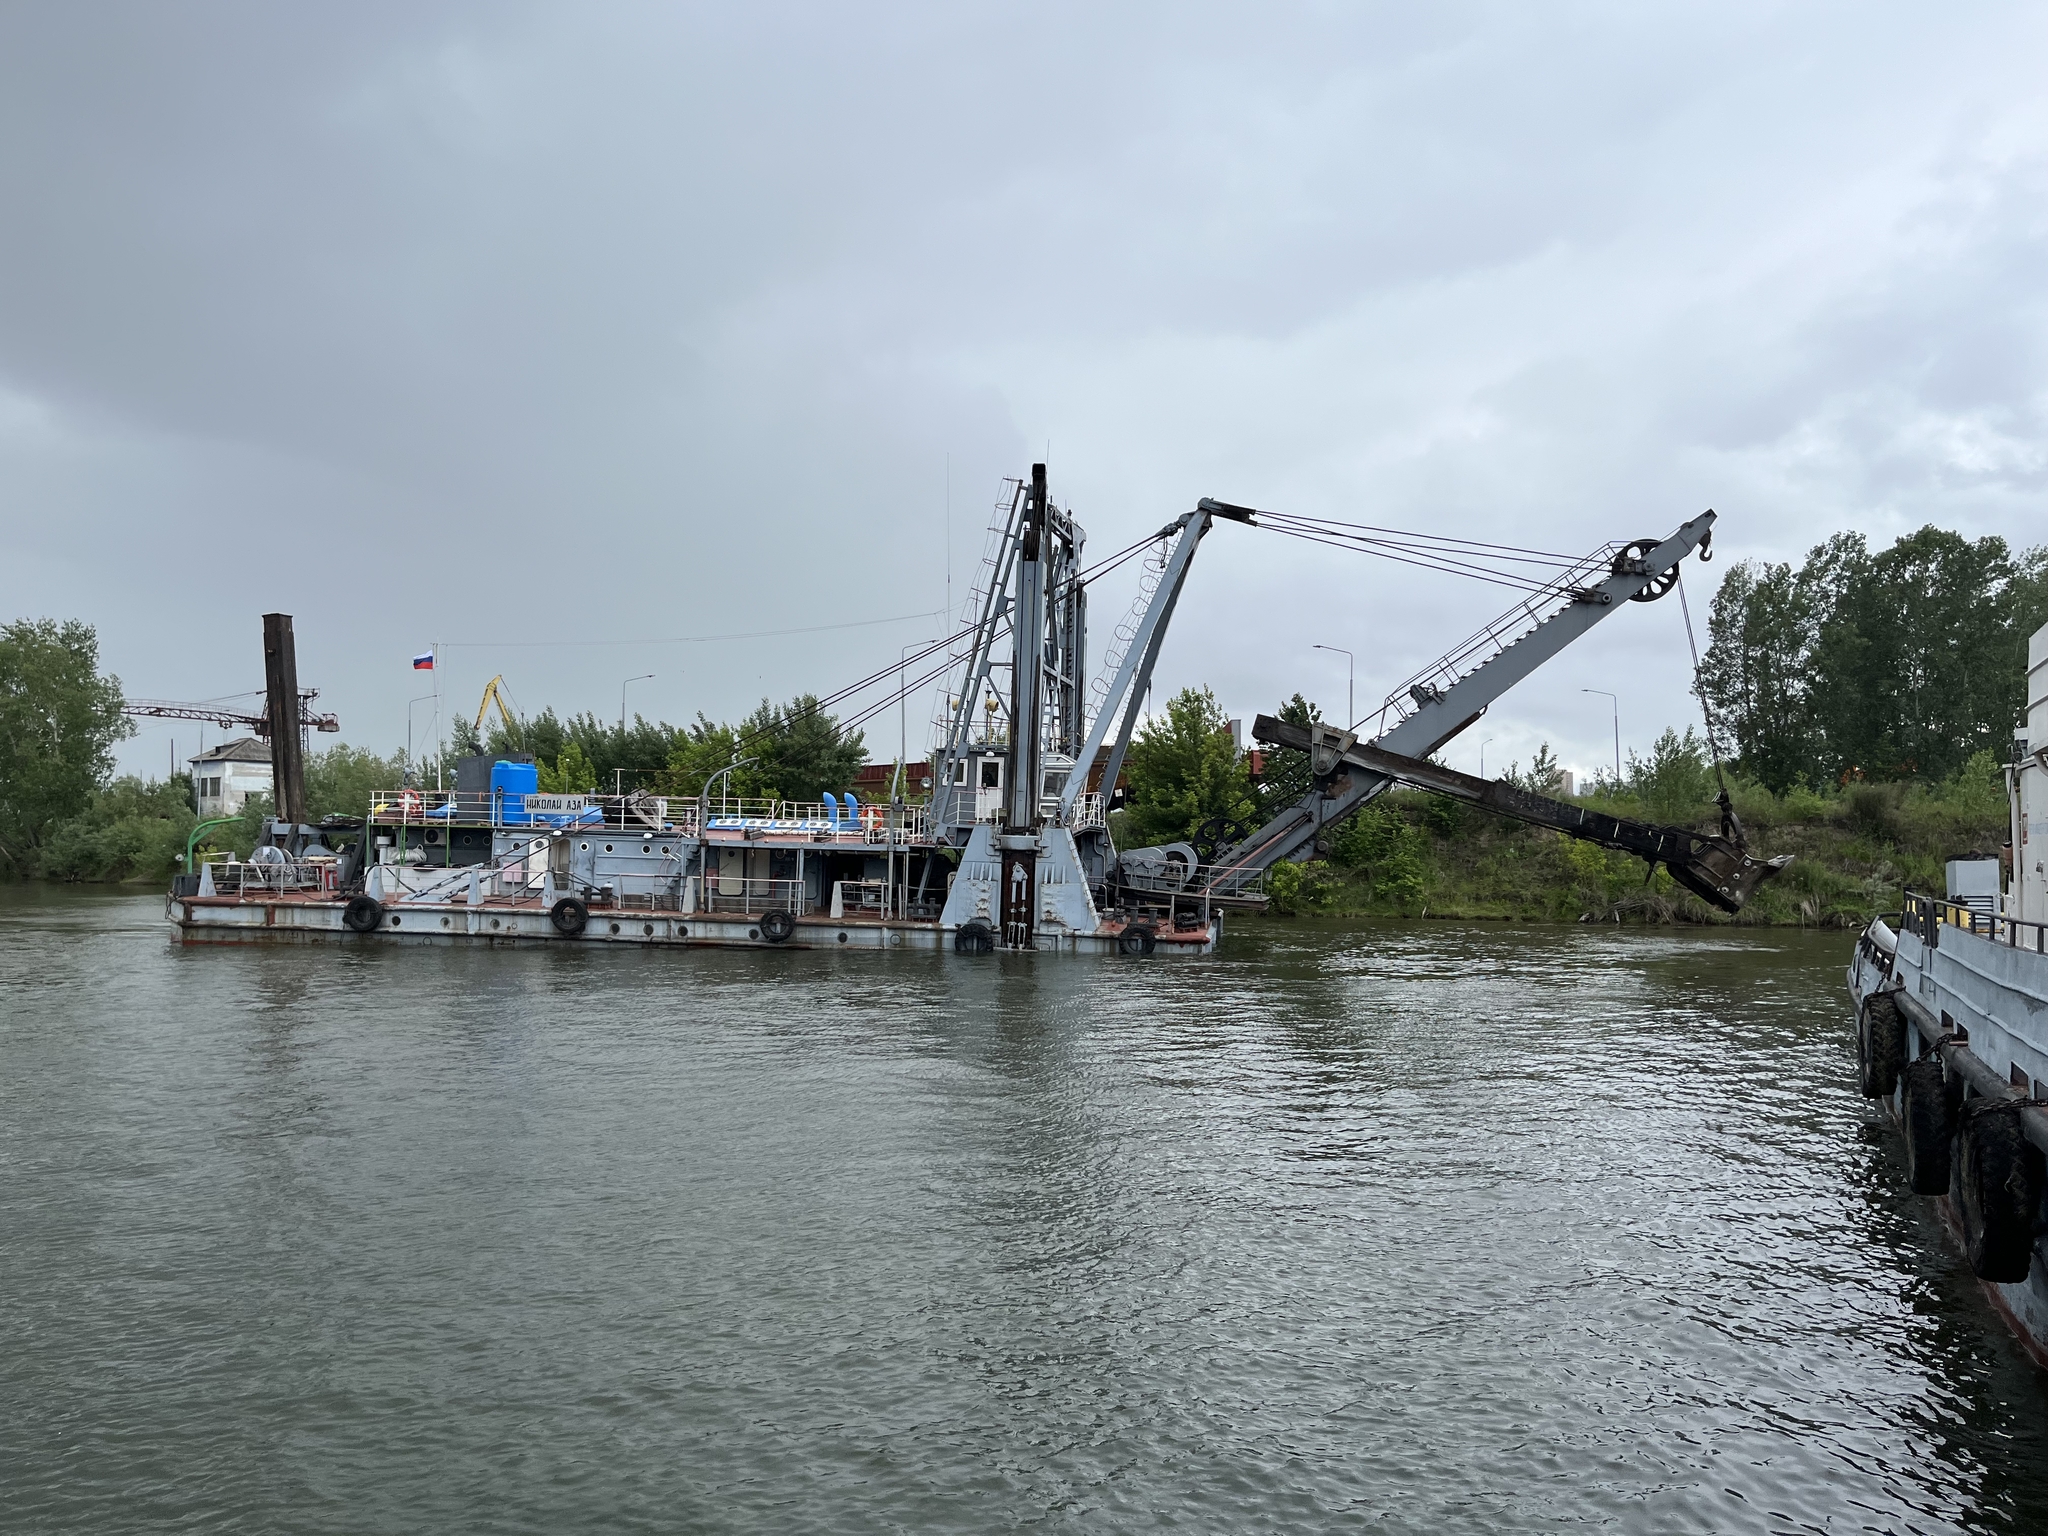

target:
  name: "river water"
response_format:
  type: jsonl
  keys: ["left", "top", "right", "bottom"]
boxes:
{"left": 4, "top": 889, "right": 2048, "bottom": 1533}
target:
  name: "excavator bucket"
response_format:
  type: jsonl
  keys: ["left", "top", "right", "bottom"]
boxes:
{"left": 1658, "top": 834, "right": 1793, "bottom": 914}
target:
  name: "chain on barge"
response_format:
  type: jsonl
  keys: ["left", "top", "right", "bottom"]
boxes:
{"left": 1847, "top": 619, "right": 2048, "bottom": 1364}
{"left": 171, "top": 466, "right": 1792, "bottom": 956}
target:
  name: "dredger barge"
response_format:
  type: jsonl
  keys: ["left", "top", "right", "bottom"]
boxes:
{"left": 170, "top": 468, "right": 1786, "bottom": 954}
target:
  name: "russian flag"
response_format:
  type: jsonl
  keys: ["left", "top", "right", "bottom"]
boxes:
{"left": 412, "top": 651, "right": 435, "bottom": 671}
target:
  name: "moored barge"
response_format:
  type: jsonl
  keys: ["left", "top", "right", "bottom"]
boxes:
{"left": 1848, "top": 618, "right": 2048, "bottom": 1362}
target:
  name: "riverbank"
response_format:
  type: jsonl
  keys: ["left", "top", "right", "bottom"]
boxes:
{"left": 18, "top": 748, "right": 2007, "bottom": 933}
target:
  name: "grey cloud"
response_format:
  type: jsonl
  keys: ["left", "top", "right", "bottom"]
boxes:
{"left": 0, "top": 1, "right": 2041, "bottom": 785}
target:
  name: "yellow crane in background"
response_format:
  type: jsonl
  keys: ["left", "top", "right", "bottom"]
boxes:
{"left": 475, "top": 675, "right": 519, "bottom": 744}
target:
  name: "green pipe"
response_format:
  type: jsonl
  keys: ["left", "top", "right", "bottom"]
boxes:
{"left": 184, "top": 816, "right": 240, "bottom": 873}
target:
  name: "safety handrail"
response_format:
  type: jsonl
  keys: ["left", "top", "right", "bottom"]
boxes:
{"left": 1902, "top": 890, "right": 2048, "bottom": 954}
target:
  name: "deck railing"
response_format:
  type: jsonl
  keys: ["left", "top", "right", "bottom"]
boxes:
{"left": 1902, "top": 890, "right": 2048, "bottom": 954}
{"left": 701, "top": 796, "right": 929, "bottom": 844}
{"left": 365, "top": 788, "right": 686, "bottom": 830}
{"left": 360, "top": 787, "right": 928, "bottom": 843}
{"left": 198, "top": 859, "right": 337, "bottom": 895}
{"left": 696, "top": 876, "right": 806, "bottom": 915}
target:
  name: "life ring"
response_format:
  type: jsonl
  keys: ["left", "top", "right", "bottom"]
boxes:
{"left": 1900, "top": 1057, "right": 1958, "bottom": 1195}
{"left": 343, "top": 895, "right": 384, "bottom": 934}
{"left": 1856, "top": 992, "right": 1906, "bottom": 1099}
{"left": 1955, "top": 1101, "right": 2042, "bottom": 1282}
{"left": 760, "top": 909, "right": 796, "bottom": 943}
{"left": 1118, "top": 923, "right": 1156, "bottom": 957}
{"left": 550, "top": 896, "right": 589, "bottom": 936}
{"left": 954, "top": 919, "right": 996, "bottom": 954}
{"left": 398, "top": 788, "right": 423, "bottom": 818}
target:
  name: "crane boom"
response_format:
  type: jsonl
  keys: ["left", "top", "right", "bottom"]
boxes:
{"left": 1202, "top": 510, "right": 1717, "bottom": 894}
{"left": 1057, "top": 497, "right": 1254, "bottom": 822}
{"left": 475, "top": 675, "right": 518, "bottom": 736}
{"left": 124, "top": 694, "right": 338, "bottom": 735}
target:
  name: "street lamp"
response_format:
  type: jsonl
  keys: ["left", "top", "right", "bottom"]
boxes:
{"left": 621, "top": 673, "right": 654, "bottom": 732}
{"left": 1582, "top": 689, "right": 1620, "bottom": 788}
{"left": 698, "top": 755, "right": 759, "bottom": 825}
{"left": 1480, "top": 735, "right": 1494, "bottom": 780}
{"left": 1313, "top": 644, "right": 1354, "bottom": 728}
{"left": 406, "top": 693, "right": 436, "bottom": 785}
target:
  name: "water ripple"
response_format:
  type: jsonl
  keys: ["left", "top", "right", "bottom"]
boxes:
{"left": 5, "top": 889, "right": 2048, "bottom": 1533}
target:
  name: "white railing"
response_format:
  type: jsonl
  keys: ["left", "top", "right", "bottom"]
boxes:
{"left": 694, "top": 876, "right": 806, "bottom": 915}
{"left": 363, "top": 789, "right": 696, "bottom": 833}
{"left": 357, "top": 787, "right": 931, "bottom": 842}
{"left": 830, "top": 880, "right": 889, "bottom": 918}
{"left": 1068, "top": 792, "right": 1106, "bottom": 830}
{"left": 701, "top": 800, "right": 930, "bottom": 844}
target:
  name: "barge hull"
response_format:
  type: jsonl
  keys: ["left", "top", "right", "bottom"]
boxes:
{"left": 168, "top": 898, "right": 1219, "bottom": 955}
{"left": 1850, "top": 915, "right": 2048, "bottom": 1367}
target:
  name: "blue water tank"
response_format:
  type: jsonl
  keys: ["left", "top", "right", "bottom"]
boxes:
{"left": 491, "top": 759, "right": 540, "bottom": 824}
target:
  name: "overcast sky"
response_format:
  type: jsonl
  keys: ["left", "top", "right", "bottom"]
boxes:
{"left": 3, "top": 2, "right": 2042, "bottom": 786}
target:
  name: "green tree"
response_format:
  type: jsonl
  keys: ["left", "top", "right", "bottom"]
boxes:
{"left": 1698, "top": 558, "right": 1815, "bottom": 793}
{"left": 486, "top": 707, "right": 684, "bottom": 794}
{"left": 1330, "top": 801, "right": 1426, "bottom": 905}
{"left": 0, "top": 619, "right": 130, "bottom": 875}
{"left": 1121, "top": 686, "right": 1255, "bottom": 846}
{"left": 538, "top": 740, "right": 599, "bottom": 793}
{"left": 743, "top": 695, "right": 866, "bottom": 803}
{"left": 663, "top": 697, "right": 865, "bottom": 805}
{"left": 1702, "top": 526, "right": 2046, "bottom": 789}
{"left": 666, "top": 716, "right": 758, "bottom": 799}
{"left": 1629, "top": 727, "right": 1712, "bottom": 824}
{"left": 37, "top": 775, "right": 196, "bottom": 882}
{"left": 305, "top": 744, "right": 404, "bottom": 820}
{"left": 1252, "top": 692, "right": 1322, "bottom": 814}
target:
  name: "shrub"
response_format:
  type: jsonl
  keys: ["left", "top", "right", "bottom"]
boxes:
{"left": 37, "top": 776, "right": 195, "bottom": 882}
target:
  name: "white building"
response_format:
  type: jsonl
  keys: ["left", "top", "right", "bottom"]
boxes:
{"left": 190, "top": 738, "right": 275, "bottom": 818}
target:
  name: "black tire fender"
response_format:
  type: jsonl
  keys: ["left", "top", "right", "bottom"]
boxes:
{"left": 954, "top": 919, "right": 996, "bottom": 954}
{"left": 550, "top": 896, "right": 589, "bottom": 936}
{"left": 343, "top": 894, "right": 383, "bottom": 934}
{"left": 1901, "top": 1057, "right": 1959, "bottom": 1195}
{"left": 760, "top": 909, "right": 796, "bottom": 943}
{"left": 1955, "top": 1101, "right": 2042, "bottom": 1283}
{"left": 1858, "top": 992, "right": 1906, "bottom": 1099}
{"left": 1118, "top": 924, "right": 1156, "bottom": 957}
